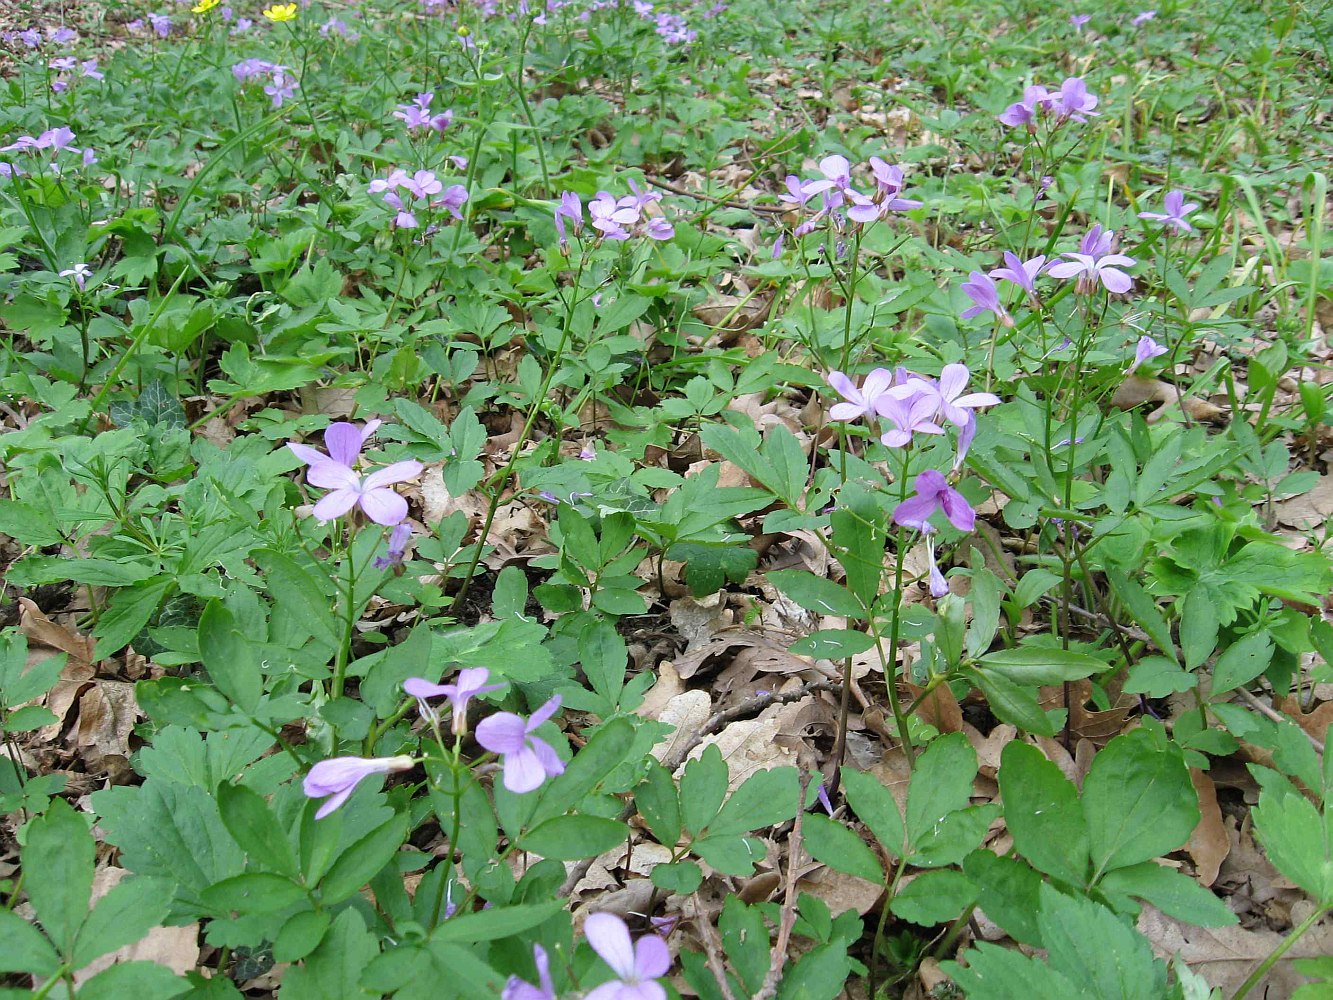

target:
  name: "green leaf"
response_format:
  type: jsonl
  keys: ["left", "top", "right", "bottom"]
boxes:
{"left": 891, "top": 869, "right": 977, "bottom": 925}
{"left": 908, "top": 804, "right": 998, "bottom": 868}
{"left": 830, "top": 481, "right": 886, "bottom": 609}
{"left": 966, "top": 667, "right": 1058, "bottom": 736}
{"left": 76, "top": 960, "right": 190, "bottom": 1000}
{"left": 1097, "top": 862, "right": 1237, "bottom": 927}
{"left": 273, "top": 909, "right": 331, "bottom": 963}
{"left": 841, "top": 769, "right": 904, "bottom": 860}
{"left": 998, "top": 742, "right": 1088, "bottom": 886}
{"left": 25, "top": 797, "right": 93, "bottom": 954}
{"left": 720, "top": 897, "right": 770, "bottom": 996}
{"left": 202, "top": 872, "right": 308, "bottom": 915}
{"left": 767, "top": 570, "right": 865, "bottom": 618}
{"left": 94, "top": 577, "right": 172, "bottom": 659}
{"left": 963, "top": 851, "right": 1044, "bottom": 946}
{"left": 709, "top": 766, "right": 799, "bottom": 837}
{"left": 680, "top": 745, "right": 729, "bottom": 837}
{"left": 905, "top": 733, "right": 976, "bottom": 851}
{"left": 518, "top": 815, "right": 628, "bottom": 860}
{"left": 802, "top": 813, "right": 884, "bottom": 883}
{"left": 0, "top": 500, "right": 64, "bottom": 546}
{"left": 1210, "top": 629, "right": 1275, "bottom": 696}
{"left": 651, "top": 861, "right": 703, "bottom": 893}
{"left": 1251, "top": 770, "right": 1333, "bottom": 905}
{"left": 198, "top": 601, "right": 262, "bottom": 714}
{"left": 1123, "top": 657, "right": 1197, "bottom": 698}
{"left": 431, "top": 901, "right": 565, "bottom": 943}
{"left": 575, "top": 621, "right": 629, "bottom": 714}
{"left": 1106, "top": 570, "right": 1177, "bottom": 664}
{"left": 319, "top": 811, "right": 410, "bottom": 905}
{"left": 942, "top": 941, "right": 1083, "bottom": 999}
{"left": 667, "top": 541, "right": 759, "bottom": 597}
{"left": 1083, "top": 729, "right": 1198, "bottom": 879}
{"left": 692, "top": 834, "right": 766, "bottom": 875}
{"left": 252, "top": 550, "right": 339, "bottom": 647}
{"left": 1037, "top": 883, "right": 1168, "bottom": 1000}
{"left": 1180, "top": 588, "right": 1220, "bottom": 669}
{"left": 776, "top": 942, "right": 854, "bottom": 1000}
{"left": 74, "top": 876, "right": 172, "bottom": 967}
{"left": 788, "top": 629, "right": 876, "bottom": 658}
{"left": 0, "top": 633, "right": 64, "bottom": 705}
{"left": 635, "top": 761, "right": 682, "bottom": 847}
{"left": 977, "top": 646, "right": 1106, "bottom": 685}
{"left": 532, "top": 717, "right": 635, "bottom": 826}
{"left": 0, "top": 909, "right": 60, "bottom": 975}
{"left": 280, "top": 908, "right": 380, "bottom": 1000}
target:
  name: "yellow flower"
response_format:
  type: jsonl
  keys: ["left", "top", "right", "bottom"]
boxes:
{"left": 262, "top": 2, "right": 298, "bottom": 21}
{"left": 191, "top": 0, "right": 220, "bottom": 11}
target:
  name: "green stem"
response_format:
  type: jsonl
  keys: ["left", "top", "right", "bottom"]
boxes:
{"left": 1231, "top": 906, "right": 1328, "bottom": 1000}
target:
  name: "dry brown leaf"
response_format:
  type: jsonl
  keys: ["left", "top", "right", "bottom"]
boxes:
{"left": 795, "top": 866, "right": 883, "bottom": 916}
{"left": 1109, "top": 375, "right": 1226, "bottom": 423}
{"left": 1273, "top": 475, "right": 1333, "bottom": 529}
{"left": 905, "top": 681, "right": 963, "bottom": 734}
{"left": 650, "top": 690, "right": 712, "bottom": 765}
{"left": 1038, "top": 679, "right": 1136, "bottom": 745}
{"left": 676, "top": 712, "right": 794, "bottom": 791}
{"left": 1185, "top": 769, "right": 1229, "bottom": 887}
{"left": 637, "top": 659, "right": 687, "bottom": 718}
{"left": 1275, "top": 695, "right": 1333, "bottom": 744}
{"left": 73, "top": 868, "right": 200, "bottom": 986}
{"left": 75, "top": 681, "right": 140, "bottom": 778}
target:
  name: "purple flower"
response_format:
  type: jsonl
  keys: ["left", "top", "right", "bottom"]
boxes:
{"left": 865, "top": 156, "right": 922, "bottom": 212}
{"left": 59, "top": 262, "right": 92, "bottom": 290}
{"left": 826, "top": 368, "right": 896, "bottom": 422}
{"left": 589, "top": 192, "right": 639, "bottom": 240}
{"left": 584, "top": 913, "right": 670, "bottom": 1000}
{"left": 49, "top": 26, "right": 78, "bottom": 44}
{"left": 1138, "top": 190, "right": 1199, "bottom": 233}
{"left": 403, "top": 667, "right": 504, "bottom": 735}
{"left": 503, "top": 944, "right": 555, "bottom": 1000}
{"left": 778, "top": 174, "right": 814, "bottom": 210}
{"left": 19, "top": 28, "right": 42, "bottom": 47}
{"left": 1069, "top": 13, "right": 1091, "bottom": 30}
{"left": 475, "top": 695, "right": 565, "bottom": 793}
{"left": 553, "top": 191, "right": 583, "bottom": 250}
{"left": 1050, "top": 77, "right": 1099, "bottom": 121}
{"left": 1131, "top": 10, "right": 1156, "bottom": 26}
{"left": 997, "top": 84, "right": 1050, "bottom": 127}
{"left": 232, "top": 58, "right": 276, "bottom": 81}
{"left": 893, "top": 469, "right": 975, "bottom": 533}
{"left": 374, "top": 523, "right": 413, "bottom": 570}
{"left": 1047, "top": 250, "right": 1136, "bottom": 294}
{"left": 264, "top": 69, "right": 299, "bottom": 108}
{"left": 877, "top": 390, "right": 945, "bottom": 449}
{"left": 435, "top": 184, "right": 469, "bottom": 220}
{"left": 989, "top": 251, "right": 1046, "bottom": 298}
{"left": 960, "top": 272, "right": 1012, "bottom": 326}
{"left": 148, "top": 13, "right": 172, "bottom": 38}
{"left": 1079, "top": 223, "right": 1115, "bottom": 258}
{"left": 932, "top": 363, "right": 1001, "bottom": 428}
{"left": 926, "top": 535, "right": 949, "bottom": 597}
{"left": 287, "top": 420, "right": 423, "bottom": 525}
{"left": 1127, "top": 335, "right": 1168, "bottom": 373}
{"left": 80, "top": 59, "right": 103, "bottom": 80}
{"left": 303, "top": 755, "right": 415, "bottom": 819}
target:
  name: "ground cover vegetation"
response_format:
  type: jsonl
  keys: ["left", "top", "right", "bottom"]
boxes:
{"left": 1, "top": 0, "right": 1332, "bottom": 996}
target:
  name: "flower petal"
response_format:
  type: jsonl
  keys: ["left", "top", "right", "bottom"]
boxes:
{"left": 501, "top": 746, "right": 548, "bottom": 793}
{"left": 305, "top": 460, "right": 361, "bottom": 491}
{"left": 526, "top": 694, "right": 563, "bottom": 730}
{"left": 403, "top": 677, "right": 452, "bottom": 699}
{"left": 585, "top": 913, "right": 637, "bottom": 979}
{"left": 476, "top": 712, "right": 529, "bottom": 754}
{"left": 324, "top": 422, "right": 365, "bottom": 468}
{"left": 892, "top": 494, "right": 938, "bottom": 531}
{"left": 362, "top": 460, "right": 425, "bottom": 491}
{"left": 359, "top": 487, "right": 409, "bottom": 526}
{"left": 634, "top": 933, "right": 671, "bottom": 979}
{"left": 287, "top": 441, "right": 329, "bottom": 467}
{"left": 312, "top": 488, "right": 360, "bottom": 522}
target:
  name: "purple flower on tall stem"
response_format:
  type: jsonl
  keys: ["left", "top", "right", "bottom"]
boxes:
{"left": 1079, "top": 223, "right": 1115, "bottom": 258}
{"left": 1127, "top": 335, "right": 1168, "bottom": 373}
{"left": 989, "top": 251, "right": 1046, "bottom": 299}
{"left": 1069, "top": 13, "right": 1091, "bottom": 30}
{"left": 997, "top": 84, "right": 1051, "bottom": 127}
{"left": 960, "top": 272, "right": 1012, "bottom": 326}
{"left": 374, "top": 523, "right": 413, "bottom": 570}
{"left": 475, "top": 696, "right": 565, "bottom": 793}
{"left": 287, "top": 420, "right": 424, "bottom": 525}
{"left": 826, "top": 368, "right": 896, "bottom": 422}
{"left": 893, "top": 469, "right": 975, "bottom": 533}
{"left": 1047, "top": 250, "right": 1136, "bottom": 294}
{"left": 1050, "top": 77, "right": 1099, "bottom": 121}
{"left": 59, "top": 262, "right": 93, "bottom": 290}
{"left": 403, "top": 668, "right": 505, "bottom": 735}
{"left": 932, "top": 364, "right": 1001, "bottom": 428}
{"left": 584, "top": 913, "right": 671, "bottom": 1000}
{"left": 503, "top": 944, "right": 556, "bottom": 1000}
{"left": 554, "top": 190, "right": 583, "bottom": 250}
{"left": 1138, "top": 190, "right": 1199, "bottom": 233}
{"left": 926, "top": 535, "right": 949, "bottom": 598}
{"left": 877, "top": 391, "right": 945, "bottom": 448}
{"left": 303, "top": 755, "right": 415, "bottom": 819}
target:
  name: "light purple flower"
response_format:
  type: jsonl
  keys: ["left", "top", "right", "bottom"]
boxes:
{"left": 877, "top": 391, "right": 945, "bottom": 448}
{"left": 960, "top": 272, "right": 1011, "bottom": 326}
{"left": 287, "top": 420, "right": 423, "bottom": 525}
{"left": 1127, "top": 335, "right": 1168, "bottom": 373}
{"left": 303, "top": 755, "right": 415, "bottom": 819}
{"left": 475, "top": 695, "right": 565, "bottom": 793}
{"left": 932, "top": 363, "right": 1001, "bottom": 428}
{"left": 19, "top": 28, "right": 42, "bottom": 47}
{"left": 80, "top": 59, "right": 103, "bottom": 80}
{"left": 865, "top": 156, "right": 922, "bottom": 212}
{"left": 826, "top": 368, "right": 895, "bottom": 422}
{"left": 374, "top": 523, "right": 413, "bottom": 570}
{"left": 1079, "top": 223, "right": 1115, "bottom": 258}
{"left": 926, "top": 535, "right": 949, "bottom": 597}
{"left": 403, "top": 667, "right": 504, "bottom": 735}
{"left": 1138, "top": 190, "right": 1199, "bottom": 233}
{"left": 584, "top": 913, "right": 670, "bottom": 1000}
{"left": 553, "top": 192, "right": 581, "bottom": 250}
{"left": 893, "top": 469, "right": 975, "bottom": 533}
{"left": 997, "top": 84, "right": 1050, "bottom": 127}
{"left": 589, "top": 192, "right": 639, "bottom": 240}
{"left": 778, "top": 174, "right": 814, "bottom": 210}
{"left": 49, "top": 26, "right": 77, "bottom": 44}
{"left": 1047, "top": 250, "right": 1136, "bottom": 294}
{"left": 59, "top": 262, "right": 92, "bottom": 290}
{"left": 989, "top": 251, "right": 1046, "bottom": 298}
{"left": 1131, "top": 10, "right": 1156, "bottom": 26}
{"left": 1069, "top": 13, "right": 1091, "bottom": 30}
{"left": 1050, "top": 77, "right": 1099, "bottom": 121}
{"left": 435, "top": 184, "right": 469, "bottom": 220}
{"left": 503, "top": 944, "right": 555, "bottom": 1000}
{"left": 148, "top": 13, "right": 172, "bottom": 38}
{"left": 264, "top": 69, "right": 298, "bottom": 108}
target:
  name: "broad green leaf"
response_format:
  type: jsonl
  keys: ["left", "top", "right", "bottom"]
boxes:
{"left": 280, "top": 908, "right": 380, "bottom": 1000}
{"left": 431, "top": 901, "right": 564, "bottom": 943}
{"left": 891, "top": 869, "right": 976, "bottom": 925}
{"left": 518, "top": 815, "right": 628, "bottom": 860}
{"left": 709, "top": 766, "right": 799, "bottom": 837}
{"left": 1037, "top": 883, "right": 1168, "bottom": 1000}
{"left": 905, "top": 733, "right": 976, "bottom": 851}
{"left": 202, "top": 872, "right": 308, "bottom": 915}
{"left": 1097, "top": 862, "right": 1237, "bottom": 927}
{"left": 76, "top": 960, "right": 191, "bottom": 1000}
{"left": 767, "top": 570, "right": 864, "bottom": 618}
{"left": 776, "top": 941, "right": 853, "bottom": 1000}
{"left": 680, "top": 745, "right": 729, "bottom": 837}
{"left": 692, "top": 834, "right": 766, "bottom": 875}
{"left": 998, "top": 742, "right": 1088, "bottom": 886}
{"left": 1210, "top": 629, "right": 1274, "bottom": 696}
{"left": 963, "top": 850, "right": 1044, "bottom": 946}
{"left": 908, "top": 804, "right": 999, "bottom": 868}
{"left": 841, "top": 769, "right": 904, "bottom": 860}
{"left": 1083, "top": 730, "right": 1198, "bottom": 880}
{"left": 319, "top": 811, "right": 411, "bottom": 905}
{"left": 650, "top": 861, "right": 703, "bottom": 893}
{"left": 667, "top": 541, "right": 758, "bottom": 597}
{"left": 93, "top": 577, "right": 173, "bottom": 659}
{"left": 0, "top": 633, "right": 64, "bottom": 705}
{"left": 942, "top": 941, "right": 1083, "bottom": 999}
{"left": 802, "top": 813, "right": 884, "bottom": 883}
{"left": 532, "top": 717, "right": 634, "bottom": 826}
{"left": 788, "top": 629, "right": 876, "bottom": 658}
{"left": 217, "top": 783, "right": 297, "bottom": 876}
{"left": 198, "top": 601, "right": 261, "bottom": 714}
{"left": 966, "top": 667, "right": 1058, "bottom": 736}
{"left": 977, "top": 646, "right": 1106, "bottom": 685}
{"left": 0, "top": 909, "right": 60, "bottom": 975}
{"left": 1106, "top": 570, "right": 1177, "bottom": 664}
{"left": 1251, "top": 769, "right": 1333, "bottom": 905}
{"left": 830, "top": 481, "right": 886, "bottom": 609}
{"left": 74, "top": 876, "right": 172, "bottom": 967}
{"left": 273, "top": 909, "right": 331, "bottom": 963}
{"left": 635, "top": 761, "right": 682, "bottom": 847}
{"left": 25, "top": 797, "right": 93, "bottom": 954}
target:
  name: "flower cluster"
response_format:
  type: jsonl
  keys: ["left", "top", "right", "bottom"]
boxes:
{"left": 48, "top": 56, "right": 102, "bottom": 92}
{"left": 393, "top": 92, "right": 453, "bottom": 135}
{"left": 0, "top": 126, "right": 96, "bottom": 176}
{"left": 997, "top": 76, "right": 1099, "bottom": 127}
{"left": 232, "top": 59, "right": 299, "bottom": 108}
{"left": 287, "top": 420, "right": 423, "bottom": 525}
{"left": 780, "top": 154, "right": 920, "bottom": 237}
{"left": 368, "top": 168, "right": 468, "bottom": 230}
{"left": 825, "top": 363, "right": 998, "bottom": 468}
{"left": 553, "top": 181, "right": 674, "bottom": 250}
{"left": 505, "top": 913, "right": 670, "bottom": 1000}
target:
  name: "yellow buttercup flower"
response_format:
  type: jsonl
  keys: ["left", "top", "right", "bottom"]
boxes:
{"left": 191, "top": 0, "right": 220, "bottom": 12}
{"left": 262, "top": 3, "right": 298, "bottom": 21}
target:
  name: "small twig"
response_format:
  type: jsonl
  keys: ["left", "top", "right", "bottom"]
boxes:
{"left": 1233, "top": 687, "right": 1325, "bottom": 754}
{"left": 753, "top": 772, "right": 812, "bottom": 999}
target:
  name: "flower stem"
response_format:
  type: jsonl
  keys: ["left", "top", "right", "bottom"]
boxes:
{"left": 1231, "top": 906, "right": 1328, "bottom": 1000}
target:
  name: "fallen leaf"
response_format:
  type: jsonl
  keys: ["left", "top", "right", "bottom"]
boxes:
{"left": 1274, "top": 475, "right": 1333, "bottom": 529}
{"left": 1185, "top": 769, "right": 1229, "bottom": 888}
{"left": 73, "top": 868, "right": 200, "bottom": 986}
{"left": 650, "top": 690, "right": 712, "bottom": 764}
{"left": 1110, "top": 375, "right": 1226, "bottom": 423}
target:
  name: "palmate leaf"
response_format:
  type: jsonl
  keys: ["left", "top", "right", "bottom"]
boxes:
{"left": 668, "top": 540, "right": 758, "bottom": 596}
